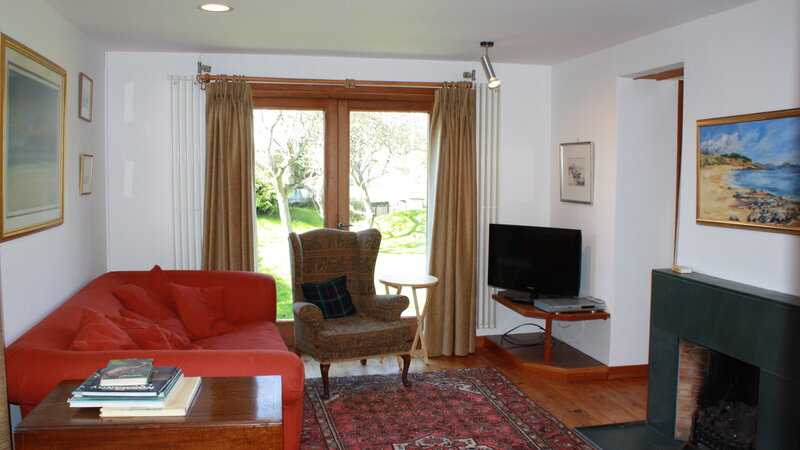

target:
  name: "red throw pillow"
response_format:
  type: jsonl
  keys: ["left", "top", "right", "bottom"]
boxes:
{"left": 118, "top": 309, "right": 197, "bottom": 349}
{"left": 139, "top": 265, "right": 173, "bottom": 305}
{"left": 70, "top": 308, "right": 140, "bottom": 351}
{"left": 112, "top": 284, "right": 177, "bottom": 321}
{"left": 157, "top": 317, "right": 194, "bottom": 345}
{"left": 169, "top": 283, "right": 235, "bottom": 339}
{"left": 108, "top": 315, "right": 174, "bottom": 350}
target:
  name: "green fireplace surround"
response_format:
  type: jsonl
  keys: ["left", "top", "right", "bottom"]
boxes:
{"left": 649, "top": 269, "right": 800, "bottom": 449}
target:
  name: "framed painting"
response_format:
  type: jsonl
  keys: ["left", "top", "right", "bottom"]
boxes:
{"left": 78, "top": 72, "right": 93, "bottom": 122}
{"left": 697, "top": 108, "right": 799, "bottom": 235}
{"left": 560, "top": 141, "right": 593, "bottom": 204}
{"left": 80, "top": 154, "right": 93, "bottom": 195}
{"left": 0, "top": 34, "right": 66, "bottom": 241}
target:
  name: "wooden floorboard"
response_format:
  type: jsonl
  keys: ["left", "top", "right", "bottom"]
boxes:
{"left": 300, "top": 345, "right": 648, "bottom": 429}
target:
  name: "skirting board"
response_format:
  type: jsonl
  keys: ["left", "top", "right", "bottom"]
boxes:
{"left": 608, "top": 364, "right": 648, "bottom": 379}
{"left": 477, "top": 335, "right": 648, "bottom": 380}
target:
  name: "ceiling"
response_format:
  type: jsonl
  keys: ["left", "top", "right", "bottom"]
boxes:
{"left": 45, "top": 0, "right": 752, "bottom": 65}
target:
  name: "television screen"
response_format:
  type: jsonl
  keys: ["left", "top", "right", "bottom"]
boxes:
{"left": 487, "top": 224, "right": 582, "bottom": 298}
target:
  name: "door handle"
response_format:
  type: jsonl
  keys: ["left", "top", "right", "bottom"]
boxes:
{"left": 338, "top": 222, "right": 352, "bottom": 229}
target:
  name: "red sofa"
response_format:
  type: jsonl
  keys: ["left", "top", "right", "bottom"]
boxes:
{"left": 5, "top": 269, "right": 304, "bottom": 449}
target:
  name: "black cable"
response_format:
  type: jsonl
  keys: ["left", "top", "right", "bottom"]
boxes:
{"left": 499, "top": 323, "right": 549, "bottom": 347}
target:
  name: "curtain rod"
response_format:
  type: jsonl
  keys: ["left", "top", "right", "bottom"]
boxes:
{"left": 196, "top": 74, "right": 472, "bottom": 90}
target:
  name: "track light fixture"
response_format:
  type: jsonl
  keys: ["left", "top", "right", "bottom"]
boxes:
{"left": 480, "top": 41, "right": 501, "bottom": 89}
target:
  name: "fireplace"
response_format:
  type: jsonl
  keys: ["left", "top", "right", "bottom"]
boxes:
{"left": 676, "top": 339, "right": 759, "bottom": 449}
{"left": 648, "top": 270, "right": 800, "bottom": 449}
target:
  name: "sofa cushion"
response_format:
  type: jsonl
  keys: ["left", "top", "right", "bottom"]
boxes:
{"left": 138, "top": 265, "right": 175, "bottom": 308}
{"left": 301, "top": 275, "right": 356, "bottom": 319}
{"left": 316, "top": 313, "right": 411, "bottom": 354}
{"left": 192, "top": 320, "right": 288, "bottom": 350}
{"left": 112, "top": 283, "right": 177, "bottom": 321}
{"left": 170, "top": 283, "right": 236, "bottom": 338}
{"left": 70, "top": 308, "right": 140, "bottom": 351}
{"left": 107, "top": 315, "right": 175, "bottom": 349}
{"left": 118, "top": 309, "right": 195, "bottom": 348}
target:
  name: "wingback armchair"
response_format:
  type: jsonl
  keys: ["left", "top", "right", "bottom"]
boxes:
{"left": 288, "top": 228, "right": 413, "bottom": 398}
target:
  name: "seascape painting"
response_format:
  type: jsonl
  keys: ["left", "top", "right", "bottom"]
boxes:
{"left": 697, "top": 108, "right": 800, "bottom": 235}
{"left": 1, "top": 34, "right": 66, "bottom": 240}
{"left": 6, "top": 64, "right": 61, "bottom": 216}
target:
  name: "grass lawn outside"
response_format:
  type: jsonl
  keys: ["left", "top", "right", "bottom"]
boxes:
{"left": 257, "top": 207, "right": 427, "bottom": 319}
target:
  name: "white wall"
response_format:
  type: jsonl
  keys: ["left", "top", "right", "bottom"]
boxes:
{"left": 0, "top": 0, "right": 108, "bottom": 343}
{"left": 1, "top": 0, "right": 108, "bottom": 432}
{"left": 105, "top": 52, "right": 551, "bottom": 335}
{"left": 551, "top": 0, "right": 799, "bottom": 366}
{"left": 485, "top": 63, "right": 552, "bottom": 336}
{"left": 612, "top": 79, "right": 678, "bottom": 366}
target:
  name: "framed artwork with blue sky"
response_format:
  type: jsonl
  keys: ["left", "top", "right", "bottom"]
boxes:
{"left": 1, "top": 34, "right": 66, "bottom": 241}
{"left": 696, "top": 108, "right": 800, "bottom": 235}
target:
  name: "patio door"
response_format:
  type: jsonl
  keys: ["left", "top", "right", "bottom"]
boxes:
{"left": 252, "top": 88, "right": 433, "bottom": 318}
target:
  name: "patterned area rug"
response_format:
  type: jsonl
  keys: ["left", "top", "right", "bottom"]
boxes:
{"left": 302, "top": 367, "right": 594, "bottom": 449}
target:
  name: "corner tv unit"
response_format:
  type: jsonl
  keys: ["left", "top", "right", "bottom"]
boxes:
{"left": 487, "top": 223, "right": 582, "bottom": 300}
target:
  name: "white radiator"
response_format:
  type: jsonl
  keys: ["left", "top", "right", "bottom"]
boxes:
{"left": 476, "top": 84, "right": 500, "bottom": 329}
{"left": 169, "top": 76, "right": 205, "bottom": 270}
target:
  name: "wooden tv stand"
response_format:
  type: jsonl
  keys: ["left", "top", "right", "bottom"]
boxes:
{"left": 488, "top": 294, "right": 610, "bottom": 381}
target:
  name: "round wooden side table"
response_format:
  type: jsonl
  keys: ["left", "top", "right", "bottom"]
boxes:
{"left": 378, "top": 273, "right": 439, "bottom": 364}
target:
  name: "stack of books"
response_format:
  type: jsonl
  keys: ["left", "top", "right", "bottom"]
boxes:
{"left": 69, "top": 359, "right": 201, "bottom": 417}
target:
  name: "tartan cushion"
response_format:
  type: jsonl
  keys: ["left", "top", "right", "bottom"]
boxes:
{"left": 301, "top": 275, "right": 356, "bottom": 319}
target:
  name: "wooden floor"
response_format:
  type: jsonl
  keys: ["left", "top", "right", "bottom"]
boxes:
{"left": 301, "top": 345, "right": 648, "bottom": 429}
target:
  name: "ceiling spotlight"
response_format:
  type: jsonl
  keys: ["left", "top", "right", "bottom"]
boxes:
{"left": 199, "top": 3, "right": 233, "bottom": 12}
{"left": 480, "top": 41, "right": 501, "bottom": 89}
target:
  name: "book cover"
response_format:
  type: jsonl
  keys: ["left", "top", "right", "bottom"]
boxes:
{"left": 74, "top": 367, "right": 182, "bottom": 397}
{"left": 100, "top": 359, "right": 154, "bottom": 386}
{"left": 69, "top": 373, "right": 184, "bottom": 408}
{"left": 100, "top": 377, "right": 202, "bottom": 417}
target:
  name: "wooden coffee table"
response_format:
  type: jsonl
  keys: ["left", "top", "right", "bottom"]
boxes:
{"left": 14, "top": 376, "right": 283, "bottom": 449}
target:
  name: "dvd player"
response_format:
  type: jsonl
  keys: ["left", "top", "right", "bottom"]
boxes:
{"left": 533, "top": 296, "right": 606, "bottom": 313}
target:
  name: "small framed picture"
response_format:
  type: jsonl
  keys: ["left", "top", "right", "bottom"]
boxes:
{"left": 560, "top": 142, "right": 594, "bottom": 204}
{"left": 80, "top": 154, "right": 94, "bottom": 195}
{"left": 79, "top": 72, "right": 93, "bottom": 122}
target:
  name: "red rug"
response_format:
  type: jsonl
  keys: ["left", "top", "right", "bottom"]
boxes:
{"left": 302, "top": 367, "right": 595, "bottom": 449}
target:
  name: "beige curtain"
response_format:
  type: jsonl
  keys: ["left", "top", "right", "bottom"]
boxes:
{"left": 202, "top": 81, "right": 256, "bottom": 271}
{"left": 426, "top": 84, "right": 477, "bottom": 357}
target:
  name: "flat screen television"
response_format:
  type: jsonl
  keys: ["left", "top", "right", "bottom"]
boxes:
{"left": 487, "top": 223, "right": 582, "bottom": 299}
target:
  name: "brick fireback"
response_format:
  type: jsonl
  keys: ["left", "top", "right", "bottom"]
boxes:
{"left": 675, "top": 339, "right": 710, "bottom": 440}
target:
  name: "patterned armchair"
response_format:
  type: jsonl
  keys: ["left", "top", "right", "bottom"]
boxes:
{"left": 288, "top": 228, "right": 413, "bottom": 398}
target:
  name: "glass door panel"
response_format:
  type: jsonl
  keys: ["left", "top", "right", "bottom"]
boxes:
{"left": 253, "top": 109, "right": 325, "bottom": 319}
{"left": 348, "top": 111, "right": 429, "bottom": 314}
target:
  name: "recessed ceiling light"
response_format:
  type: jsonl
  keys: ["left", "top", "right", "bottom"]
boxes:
{"left": 199, "top": 3, "right": 233, "bottom": 12}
